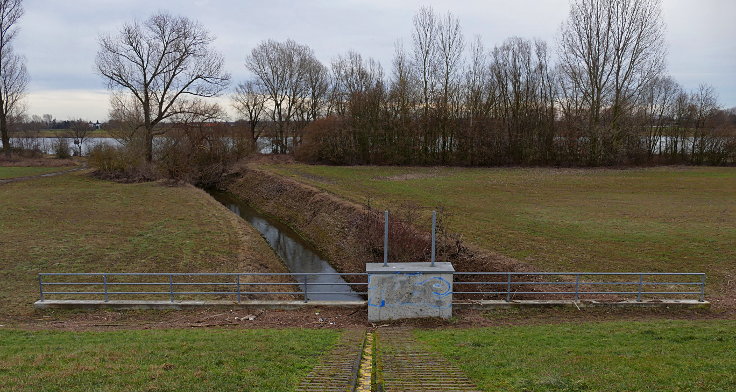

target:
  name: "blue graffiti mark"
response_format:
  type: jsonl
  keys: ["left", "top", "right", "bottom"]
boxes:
{"left": 416, "top": 277, "right": 452, "bottom": 297}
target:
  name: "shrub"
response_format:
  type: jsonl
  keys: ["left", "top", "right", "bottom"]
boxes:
{"left": 157, "top": 133, "right": 253, "bottom": 187}
{"left": 53, "top": 138, "right": 71, "bottom": 159}
{"left": 88, "top": 143, "right": 157, "bottom": 182}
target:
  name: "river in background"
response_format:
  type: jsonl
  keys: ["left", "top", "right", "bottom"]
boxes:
{"left": 9, "top": 137, "right": 279, "bottom": 156}
{"left": 208, "top": 190, "right": 362, "bottom": 302}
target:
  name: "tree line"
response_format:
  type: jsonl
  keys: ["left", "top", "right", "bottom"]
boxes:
{"left": 232, "top": 1, "right": 735, "bottom": 166}
{"left": 4, "top": 0, "right": 733, "bottom": 168}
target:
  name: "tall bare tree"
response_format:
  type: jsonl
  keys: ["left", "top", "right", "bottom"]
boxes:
{"left": 96, "top": 12, "right": 230, "bottom": 162}
{"left": 0, "top": 0, "right": 26, "bottom": 157}
{"left": 246, "top": 39, "right": 317, "bottom": 153}
{"left": 412, "top": 6, "right": 438, "bottom": 118}
{"left": 69, "top": 119, "right": 92, "bottom": 156}
{"left": 558, "top": 0, "right": 666, "bottom": 163}
{"left": 232, "top": 80, "right": 266, "bottom": 144}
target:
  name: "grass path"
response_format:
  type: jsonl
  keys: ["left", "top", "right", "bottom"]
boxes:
{"left": 0, "top": 166, "right": 74, "bottom": 180}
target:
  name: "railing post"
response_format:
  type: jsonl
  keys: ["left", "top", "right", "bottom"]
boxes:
{"left": 38, "top": 274, "right": 44, "bottom": 302}
{"left": 431, "top": 210, "right": 436, "bottom": 267}
{"left": 637, "top": 273, "right": 643, "bottom": 302}
{"left": 574, "top": 274, "right": 580, "bottom": 302}
{"left": 169, "top": 274, "right": 174, "bottom": 303}
{"left": 103, "top": 274, "right": 109, "bottom": 303}
{"left": 699, "top": 274, "right": 706, "bottom": 302}
{"left": 236, "top": 274, "right": 241, "bottom": 303}
{"left": 506, "top": 273, "right": 512, "bottom": 302}
{"left": 303, "top": 277, "right": 309, "bottom": 303}
{"left": 384, "top": 211, "right": 389, "bottom": 267}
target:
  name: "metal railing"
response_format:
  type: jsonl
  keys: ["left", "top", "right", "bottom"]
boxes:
{"left": 38, "top": 272, "right": 368, "bottom": 303}
{"left": 37, "top": 271, "right": 707, "bottom": 304}
{"left": 453, "top": 272, "right": 706, "bottom": 302}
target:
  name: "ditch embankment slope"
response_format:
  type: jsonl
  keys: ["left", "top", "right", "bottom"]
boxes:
{"left": 224, "top": 166, "right": 534, "bottom": 277}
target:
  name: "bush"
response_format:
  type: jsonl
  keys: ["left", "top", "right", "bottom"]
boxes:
{"left": 53, "top": 138, "right": 71, "bottom": 159}
{"left": 88, "top": 133, "right": 253, "bottom": 186}
{"left": 88, "top": 143, "right": 157, "bottom": 182}
{"left": 157, "top": 134, "right": 253, "bottom": 187}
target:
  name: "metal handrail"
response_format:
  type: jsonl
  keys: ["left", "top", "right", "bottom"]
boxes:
{"left": 38, "top": 272, "right": 369, "bottom": 304}
{"left": 453, "top": 272, "right": 706, "bottom": 302}
{"left": 37, "top": 271, "right": 707, "bottom": 304}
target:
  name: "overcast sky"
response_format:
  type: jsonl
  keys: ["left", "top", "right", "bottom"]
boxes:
{"left": 17, "top": 0, "right": 736, "bottom": 121}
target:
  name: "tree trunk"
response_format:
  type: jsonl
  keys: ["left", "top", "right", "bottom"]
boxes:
{"left": 0, "top": 111, "right": 10, "bottom": 158}
{"left": 145, "top": 126, "right": 154, "bottom": 163}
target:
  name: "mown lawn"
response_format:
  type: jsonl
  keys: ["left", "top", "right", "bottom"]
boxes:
{"left": 0, "top": 172, "right": 282, "bottom": 320}
{"left": 0, "top": 166, "right": 71, "bottom": 179}
{"left": 262, "top": 164, "right": 736, "bottom": 294}
{"left": 0, "top": 328, "right": 338, "bottom": 392}
{"left": 416, "top": 320, "right": 736, "bottom": 392}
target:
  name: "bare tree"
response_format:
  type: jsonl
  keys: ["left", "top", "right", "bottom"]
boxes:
{"left": 412, "top": 6, "right": 438, "bottom": 117}
{"left": 96, "top": 12, "right": 230, "bottom": 163}
{"left": 232, "top": 80, "right": 266, "bottom": 144}
{"left": 302, "top": 57, "right": 331, "bottom": 121}
{"left": 69, "top": 119, "right": 92, "bottom": 156}
{"left": 435, "top": 11, "right": 464, "bottom": 161}
{"left": 246, "top": 39, "right": 316, "bottom": 153}
{"left": 558, "top": 0, "right": 666, "bottom": 163}
{"left": 0, "top": 0, "right": 25, "bottom": 157}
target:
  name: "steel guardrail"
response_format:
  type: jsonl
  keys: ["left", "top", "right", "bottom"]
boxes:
{"left": 37, "top": 271, "right": 706, "bottom": 303}
{"left": 453, "top": 272, "right": 706, "bottom": 302}
{"left": 38, "top": 272, "right": 368, "bottom": 303}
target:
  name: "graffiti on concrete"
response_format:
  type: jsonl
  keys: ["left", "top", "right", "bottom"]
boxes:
{"left": 367, "top": 274, "right": 452, "bottom": 309}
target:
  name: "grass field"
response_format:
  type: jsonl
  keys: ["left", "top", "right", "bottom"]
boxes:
{"left": 416, "top": 320, "right": 736, "bottom": 391}
{"left": 0, "top": 166, "right": 71, "bottom": 179}
{"left": 0, "top": 328, "right": 337, "bottom": 391}
{"left": 262, "top": 164, "right": 736, "bottom": 295}
{"left": 0, "top": 172, "right": 283, "bottom": 320}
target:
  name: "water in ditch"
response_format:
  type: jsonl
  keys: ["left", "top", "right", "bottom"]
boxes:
{"left": 208, "top": 191, "right": 362, "bottom": 301}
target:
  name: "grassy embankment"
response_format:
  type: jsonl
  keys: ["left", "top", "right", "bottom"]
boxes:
{"left": 0, "top": 166, "right": 71, "bottom": 179}
{"left": 0, "top": 171, "right": 285, "bottom": 320}
{"left": 0, "top": 328, "right": 338, "bottom": 391}
{"left": 416, "top": 320, "right": 736, "bottom": 392}
{"left": 261, "top": 164, "right": 736, "bottom": 297}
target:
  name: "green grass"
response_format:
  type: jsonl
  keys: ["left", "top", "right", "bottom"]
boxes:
{"left": 0, "top": 328, "right": 338, "bottom": 391}
{"left": 0, "top": 166, "right": 71, "bottom": 179}
{"left": 416, "top": 320, "right": 736, "bottom": 391}
{"left": 0, "top": 172, "right": 281, "bottom": 320}
{"left": 262, "top": 164, "right": 736, "bottom": 295}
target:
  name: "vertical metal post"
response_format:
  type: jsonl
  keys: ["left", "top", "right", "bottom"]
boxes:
{"left": 699, "top": 274, "right": 706, "bottom": 302}
{"left": 303, "top": 277, "right": 309, "bottom": 303}
{"left": 383, "top": 210, "right": 389, "bottom": 267}
{"left": 236, "top": 275, "right": 241, "bottom": 303}
{"left": 574, "top": 275, "right": 580, "bottom": 302}
{"left": 637, "top": 273, "right": 643, "bottom": 302}
{"left": 506, "top": 273, "right": 512, "bottom": 302}
{"left": 169, "top": 274, "right": 174, "bottom": 303}
{"left": 103, "top": 274, "right": 109, "bottom": 303}
{"left": 38, "top": 274, "right": 44, "bottom": 302}
{"left": 431, "top": 211, "right": 436, "bottom": 267}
